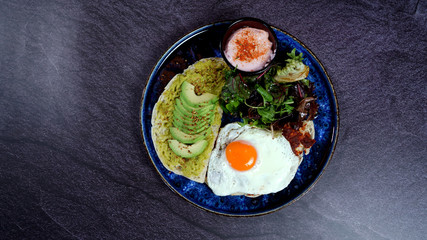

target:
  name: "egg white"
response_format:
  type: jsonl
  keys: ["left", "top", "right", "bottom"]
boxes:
{"left": 206, "top": 123, "right": 301, "bottom": 196}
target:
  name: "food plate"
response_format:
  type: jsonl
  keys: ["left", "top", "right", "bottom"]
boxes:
{"left": 140, "top": 21, "right": 339, "bottom": 216}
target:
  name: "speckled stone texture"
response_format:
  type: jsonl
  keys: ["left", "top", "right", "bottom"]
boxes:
{"left": 0, "top": 0, "right": 425, "bottom": 239}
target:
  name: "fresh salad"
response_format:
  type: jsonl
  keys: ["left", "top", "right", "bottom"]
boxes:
{"left": 219, "top": 48, "right": 319, "bottom": 133}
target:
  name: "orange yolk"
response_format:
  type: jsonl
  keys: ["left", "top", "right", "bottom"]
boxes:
{"left": 225, "top": 140, "right": 257, "bottom": 171}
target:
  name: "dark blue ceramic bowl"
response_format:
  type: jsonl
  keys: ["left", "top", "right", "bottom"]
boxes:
{"left": 140, "top": 21, "right": 339, "bottom": 216}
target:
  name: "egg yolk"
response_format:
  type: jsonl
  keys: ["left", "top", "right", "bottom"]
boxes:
{"left": 225, "top": 140, "right": 257, "bottom": 171}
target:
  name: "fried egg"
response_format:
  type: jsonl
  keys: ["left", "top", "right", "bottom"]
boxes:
{"left": 206, "top": 123, "right": 301, "bottom": 196}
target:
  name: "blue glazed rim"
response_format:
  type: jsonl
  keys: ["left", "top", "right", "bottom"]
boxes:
{"left": 140, "top": 20, "right": 339, "bottom": 217}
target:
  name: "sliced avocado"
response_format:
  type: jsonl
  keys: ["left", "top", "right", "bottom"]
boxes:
{"left": 173, "top": 112, "right": 211, "bottom": 132}
{"left": 170, "top": 127, "right": 211, "bottom": 144}
{"left": 173, "top": 104, "right": 214, "bottom": 122}
{"left": 172, "top": 117, "right": 210, "bottom": 134}
{"left": 173, "top": 109, "right": 212, "bottom": 127}
{"left": 172, "top": 118, "right": 211, "bottom": 135}
{"left": 168, "top": 139, "right": 208, "bottom": 158}
{"left": 175, "top": 98, "right": 214, "bottom": 117}
{"left": 180, "top": 81, "right": 218, "bottom": 107}
{"left": 180, "top": 92, "right": 215, "bottom": 109}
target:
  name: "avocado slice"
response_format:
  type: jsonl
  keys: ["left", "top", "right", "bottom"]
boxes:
{"left": 175, "top": 98, "right": 214, "bottom": 117}
{"left": 180, "top": 81, "right": 218, "bottom": 107}
{"left": 168, "top": 139, "right": 208, "bottom": 158}
{"left": 173, "top": 103, "right": 214, "bottom": 121}
{"left": 172, "top": 118, "right": 211, "bottom": 135}
{"left": 170, "top": 127, "right": 211, "bottom": 144}
{"left": 173, "top": 109, "right": 212, "bottom": 127}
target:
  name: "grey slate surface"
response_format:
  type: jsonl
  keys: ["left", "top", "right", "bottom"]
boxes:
{"left": 1, "top": 0, "right": 426, "bottom": 239}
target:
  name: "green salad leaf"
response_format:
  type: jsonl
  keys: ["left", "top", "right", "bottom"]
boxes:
{"left": 219, "top": 48, "right": 316, "bottom": 130}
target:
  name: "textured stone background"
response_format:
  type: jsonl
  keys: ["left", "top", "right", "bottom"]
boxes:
{"left": 1, "top": 0, "right": 426, "bottom": 239}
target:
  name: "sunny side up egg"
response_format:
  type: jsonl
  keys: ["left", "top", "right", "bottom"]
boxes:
{"left": 206, "top": 123, "right": 301, "bottom": 196}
